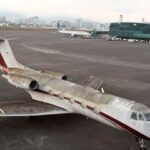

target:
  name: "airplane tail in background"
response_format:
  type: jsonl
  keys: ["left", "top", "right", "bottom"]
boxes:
{"left": 57, "top": 22, "right": 62, "bottom": 31}
{"left": 0, "top": 38, "right": 28, "bottom": 74}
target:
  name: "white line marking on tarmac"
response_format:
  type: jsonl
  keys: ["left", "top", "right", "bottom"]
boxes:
{"left": 23, "top": 44, "right": 150, "bottom": 70}
{"left": 7, "top": 38, "right": 21, "bottom": 41}
{"left": 23, "top": 44, "right": 61, "bottom": 54}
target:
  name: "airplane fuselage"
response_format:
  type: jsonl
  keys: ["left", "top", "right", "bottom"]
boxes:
{"left": 59, "top": 30, "right": 91, "bottom": 38}
{"left": 8, "top": 68, "right": 150, "bottom": 141}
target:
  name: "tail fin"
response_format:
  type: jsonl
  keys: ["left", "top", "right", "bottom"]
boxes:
{"left": 0, "top": 37, "right": 26, "bottom": 74}
{"left": 57, "top": 22, "right": 62, "bottom": 31}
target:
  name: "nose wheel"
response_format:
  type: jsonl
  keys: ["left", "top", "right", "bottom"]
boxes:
{"left": 136, "top": 138, "right": 147, "bottom": 150}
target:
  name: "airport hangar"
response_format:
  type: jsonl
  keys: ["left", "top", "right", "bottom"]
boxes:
{"left": 109, "top": 22, "right": 150, "bottom": 41}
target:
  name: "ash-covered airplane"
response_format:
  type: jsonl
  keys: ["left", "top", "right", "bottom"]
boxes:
{"left": 0, "top": 37, "right": 149, "bottom": 150}
{"left": 57, "top": 22, "right": 91, "bottom": 38}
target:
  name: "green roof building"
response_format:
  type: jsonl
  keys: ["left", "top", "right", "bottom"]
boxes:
{"left": 109, "top": 22, "right": 150, "bottom": 40}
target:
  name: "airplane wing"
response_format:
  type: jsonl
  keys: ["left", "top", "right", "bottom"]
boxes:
{"left": 0, "top": 100, "right": 70, "bottom": 117}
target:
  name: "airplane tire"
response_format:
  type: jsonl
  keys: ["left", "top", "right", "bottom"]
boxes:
{"left": 140, "top": 148, "right": 147, "bottom": 150}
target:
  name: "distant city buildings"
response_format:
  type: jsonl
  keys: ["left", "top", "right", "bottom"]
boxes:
{"left": 74, "top": 18, "right": 110, "bottom": 31}
{"left": 15, "top": 16, "right": 47, "bottom": 27}
{"left": 0, "top": 15, "right": 110, "bottom": 31}
{"left": 0, "top": 17, "right": 9, "bottom": 26}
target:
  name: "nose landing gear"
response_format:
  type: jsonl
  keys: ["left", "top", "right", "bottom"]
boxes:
{"left": 136, "top": 138, "right": 147, "bottom": 150}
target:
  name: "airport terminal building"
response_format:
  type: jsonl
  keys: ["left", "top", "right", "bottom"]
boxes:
{"left": 109, "top": 22, "right": 150, "bottom": 41}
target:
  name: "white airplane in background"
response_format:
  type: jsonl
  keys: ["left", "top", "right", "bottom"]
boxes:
{"left": 0, "top": 37, "right": 150, "bottom": 150}
{"left": 57, "top": 23, "right": 91, "bottom": 38}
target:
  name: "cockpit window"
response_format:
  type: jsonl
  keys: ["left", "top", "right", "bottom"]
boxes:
{"left": 130, "top": 112, "right": 137, "bottom": 120}
{"left": 139, "top": 114, "right": 144, "bottom": 121}
{"left": 144, "top": 113, "right": 150, "bottom": 121}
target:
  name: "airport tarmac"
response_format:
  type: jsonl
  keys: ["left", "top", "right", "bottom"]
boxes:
{"left": 0, "top": 29, "right": 150, "bottom": 150}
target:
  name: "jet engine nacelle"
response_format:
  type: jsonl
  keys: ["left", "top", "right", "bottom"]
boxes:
{"left": 41, "top": 70, "right": 67, "bottom": 80}
{"left": 3, "top": 74, "right": 39, "bottom": 90}
{"left": 8, "top": 68, "right": 67, "bottom": 81}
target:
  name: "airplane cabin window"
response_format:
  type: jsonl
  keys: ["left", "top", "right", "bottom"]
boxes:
{"left": 130, "top": 112, "right": 137, "bottom": 120}
{"left": 139, "top": 114, "right": 144, "bottom": 121}
{"left": 144, "top": 113, "right": 150, "bottom": 121}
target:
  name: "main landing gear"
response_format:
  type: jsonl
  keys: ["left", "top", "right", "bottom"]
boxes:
{"left": 136, "top": 137, "right": 147, "bottom": 150}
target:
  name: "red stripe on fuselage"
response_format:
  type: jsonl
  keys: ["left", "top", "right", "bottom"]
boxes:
{"left": 100, "top": 112, "right": 150, "bottom": 141}
{"left": 0, "top": 53, "right": 8, "bottom": 74}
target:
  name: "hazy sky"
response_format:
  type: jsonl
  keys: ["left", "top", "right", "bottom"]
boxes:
{"left": 0, "top": 0, "right": 149, "bottom": 22}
